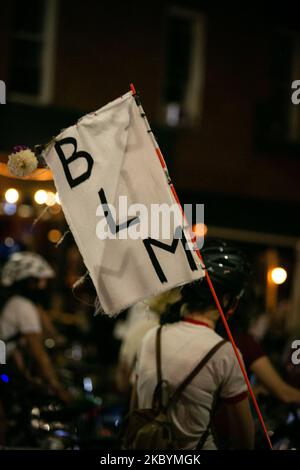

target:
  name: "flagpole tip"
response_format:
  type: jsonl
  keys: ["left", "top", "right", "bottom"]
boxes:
{"left": 130, "top": 83, "right": 137, "bottom": 95}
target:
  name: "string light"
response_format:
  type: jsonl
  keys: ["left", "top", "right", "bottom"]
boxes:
{"left": 55, "top": 192, "right": 61, "bottom": 205}
{"left": 46, "top": 191, "right": 56, "bottom": 206}
{"left": 34, "top": 189, "right": 47, "bottom": 205}
{"left": 5, "top": 188, "right": 19, "bottom": 203}
{"left": 270, "top": 267, "right": 287, "bottom": 285}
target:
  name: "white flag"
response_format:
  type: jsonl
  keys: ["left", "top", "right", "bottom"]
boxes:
{"left": 45, "top": 91, "right": 204, "bottom": 316}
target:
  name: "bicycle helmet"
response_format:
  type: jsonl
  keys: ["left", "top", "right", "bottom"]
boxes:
{"left": 181, "top": 238, "right": 251, "bottom": 312}
{"left": 202, "top": 238, "right": 250, "bottom": 296}
{"left": 1, "top": 251, "right": 55, "bottom": 287}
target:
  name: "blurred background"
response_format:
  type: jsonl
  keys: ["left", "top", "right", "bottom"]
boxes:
{"left": 1, "top": 0, "right": 300, "bottom": 333}
{"left": 0, "top": 0, "right": 300, "bottom": 449}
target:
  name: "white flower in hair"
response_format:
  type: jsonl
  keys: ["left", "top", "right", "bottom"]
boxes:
{"left": 8, "top": 145, "right": 38, "bottom": 177}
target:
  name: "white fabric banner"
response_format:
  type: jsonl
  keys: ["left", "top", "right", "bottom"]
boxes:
{"left": 45, "top": 91, "right": 204, "bottom": 316}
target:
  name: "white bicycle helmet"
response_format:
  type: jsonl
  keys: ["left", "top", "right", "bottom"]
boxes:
{"left": 1, "top": 251, "right": 55, "bottom": 287}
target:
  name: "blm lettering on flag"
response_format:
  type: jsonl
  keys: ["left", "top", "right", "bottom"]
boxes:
{"left": 45, "top": 90, "right": 204, "bottom": 316}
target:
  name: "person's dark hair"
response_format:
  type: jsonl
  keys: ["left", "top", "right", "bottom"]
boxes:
{"left": 0, "top": 277, "right": 50, "bottom": 310}
{"left": 160, "top": 238, "right": 251, "bottom": 325}
{"left": 160, "top": 278, "right": 225, "bottom": 325}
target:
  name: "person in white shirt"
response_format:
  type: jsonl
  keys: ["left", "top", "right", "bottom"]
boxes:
{"left": 134, "top": 239, "right": 255, "bottom": 450}
{"left": 1, "top": 295, "right": 43, "bottom": 358}
{"left": 0, "top": 252, "right": 70, "bottom": 403}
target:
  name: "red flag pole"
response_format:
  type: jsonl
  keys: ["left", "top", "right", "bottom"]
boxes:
{"left": 130, "top": 83, "right": 272, "bottom": 449}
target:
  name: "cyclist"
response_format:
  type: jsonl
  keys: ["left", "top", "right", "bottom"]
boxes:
{"left": 134, "top": 239, "right": 255, "bottom": 449}
{"left": 0, "top": 251, "right": 71, "bottom": 403}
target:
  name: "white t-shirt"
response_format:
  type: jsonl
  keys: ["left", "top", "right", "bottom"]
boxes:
{"left": 136, "top": 320, "right": 248, "bottom": 450}
{"left": 0, "top": 295, "right": 42, "bottom": 357}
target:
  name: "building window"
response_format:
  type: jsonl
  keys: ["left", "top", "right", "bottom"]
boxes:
{"left": 163, "top": 8, "right": 206, "bottom": 127}
{"left": 255, "top": 31, "right": 300, "bottom": 156}
{"left": 8, "top": 0, "right": 57, "bottom": 105}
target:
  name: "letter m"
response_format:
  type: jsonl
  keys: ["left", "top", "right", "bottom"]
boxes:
{"left": 143, "top": 227, "right": 199, "bottom": 283}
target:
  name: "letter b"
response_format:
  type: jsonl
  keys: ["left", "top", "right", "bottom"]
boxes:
{"left": 55, "top": 137, "right": 94, "bottom": 189}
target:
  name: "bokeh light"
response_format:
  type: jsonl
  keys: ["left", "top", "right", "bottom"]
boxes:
{"left": 34, "top": 189, "right": 47, "bottom": 205}
{"left": 18, "top": 204, "right": 34, "bottom": 218}
{"left": 4, "top": 237, "right": 14, "bottom": 247}
{"left": 192, "top": 223, "right": 208, "bottom": 238}
{"left": 55, "top": 192, "right": 61, "bottom": 205}
{"left": 47, "top": 229, "right": 62, "bottom": 244}
{"left": 270, "top": 267, "right": 287, "bottom": 285}
{"left": 46, "top": 191, "right": 56, "bottom": 206}
{"left": 5, "top": 188, "right": 19, "bottom": 204}
{"left": 3, "top": 203, "right": 17, "bottom": 215}
{"left": 49, "top": 205, "right": 61, "bottom": 215}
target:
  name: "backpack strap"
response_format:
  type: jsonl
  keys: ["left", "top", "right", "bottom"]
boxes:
{"left": 153, "top": 327, "right": 227, "bottom": 434}
{"left": 152, "top": 326, "right": 164, "bottom": 409}
{"left": 170, "top": 338, "right": 227, "bottom": 406}
{"left": 156, "top": 326, "right": 163, "bottom": 385}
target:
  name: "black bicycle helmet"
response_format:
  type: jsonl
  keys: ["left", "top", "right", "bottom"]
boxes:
{"left": 181, "top": 238, "right": 251, "bottom": 310}
{"left": 160, "top": 239, "right": 251, "bottom": 324}
{"left": 201, "top": 238, "right": 251, "bottom": 297}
